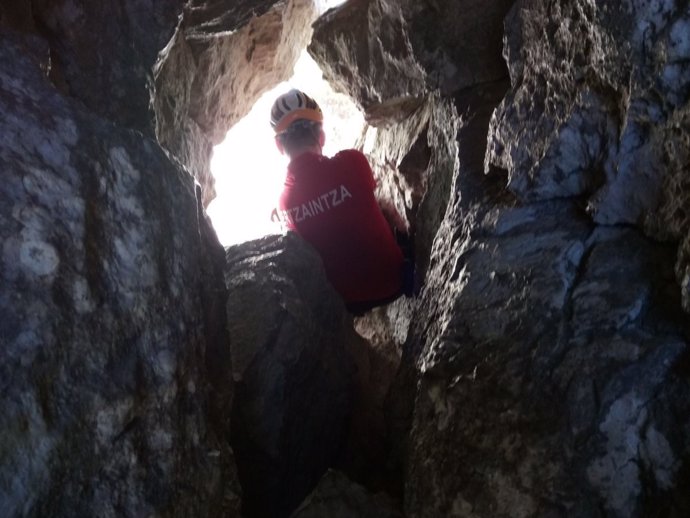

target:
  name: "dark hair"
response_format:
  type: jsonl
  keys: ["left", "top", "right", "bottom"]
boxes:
{"left": 277, "top": 120, "right": 322, "bottom": 154}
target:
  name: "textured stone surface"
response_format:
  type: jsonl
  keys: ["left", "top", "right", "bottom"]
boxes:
{"left": 405, "top": 197, "right": 690, "bottom": 517}
{"left": 4, "top": 0, "right": 690, "bottom": 515}
{"left": 4, "top": 0, "right": 183, "bottom": 134}
{"left": 291, "top": 470, "right": 403, "bottom": 518}
{"left": 359, "top": 94, "right": 459, "bottom": 281}
{"left": 309, "top": 0, "right": 514, "bottom": 119}
{"left": 315, "top": 1, "right": 690, "bottom": 516}
{"left": 225, "top": 234, "right": 358, "bottom": 518}
{"left": 344, "top": 299, "right": 414, "bottom": 493}
{"left": 0, "top": 32, "right": 239, "bottom": 517}
{"left": 154, "top": 0, "right": 317, "bottom": 207}
{"left": 645, "top": 107, "right": 690, "bottom": 312}
{"left": 487, "top": 0, "right": 690, "bottom": 309}
{"left": 0, "top": 0, "right": 315, "bottom": 207}
{"left": 394, "top": 1, "right": 690, "bottom": 515}
{"left": 309, "top": 0, "right": 426, "bottom": 121}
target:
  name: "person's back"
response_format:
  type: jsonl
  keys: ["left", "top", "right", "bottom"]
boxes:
{"left": 270, "top": 89, "right": 404, "bottom": 311}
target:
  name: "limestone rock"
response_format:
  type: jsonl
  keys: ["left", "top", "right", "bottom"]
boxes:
{"left": 309, "top": 0, "right": 426, "bottom": 121}
{"left": 154, "top": 0, "right": 317, "bottom": 206}
{"left": 225, "top": 233, "right": 359, "bottom": 518}
{"left": 309, "top": 0, "right": 514, "bottom": 119}
{"left": 312, "top": 1, "right": 690, "bottom": 515}
{"left": 645, "top": 108, "right": 690, "bottom": 313}
{"left": 486, "top": 0, "right": 690, "bottom": 309}
{"left": 343, "top": 299, "right": 415, "bottom": 493}
{"left": 5, "top": 0, "right": 690, "bottom": 516}
{"left": 359, "top": 94, "right": 459, "bottom": 281}
{"left": 0, "top": 33, "right": 238, "bottom": 517}
{"left": 402, "top": 0, "right": 514, "bottom": 96}
{"left": 405, "top": 193, "right": 690, "bottom": 517}
{"left": 1, "top": 0, "right": 316, "bottom": 207}
{"left": 291, "top": 470, "right": 403, "bottom": 518}
{"left": 18, "top": 0, "right": 182, "bottom": 134}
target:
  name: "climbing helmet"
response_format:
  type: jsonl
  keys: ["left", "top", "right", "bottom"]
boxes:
{"left": 270, "top": 89, "right": 323, "bottom": 134}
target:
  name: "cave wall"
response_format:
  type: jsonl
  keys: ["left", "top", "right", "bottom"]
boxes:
{"left": 0, "top": 1, "right": 314, "bottom": 516}
{"left": 0, "top": 0, "right": 316, "bottom": 207}
{"left": 0, "top": 30, "right": 235, "bottom": 516}
{"left": 224, "top": 234, "right": 361, "bottom": 517}
{"left": 311, "top": 0, "right": 690, "bottom": 517}
{"left": 2, "top": 0, "right": 690, "bottom": 516}
{"left": 154, "top": 0, "right": 317, "bottom": 206}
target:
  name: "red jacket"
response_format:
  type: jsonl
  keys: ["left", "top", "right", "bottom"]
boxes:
{"left": 278, "top": 150, "right": 403, "bottom": 304}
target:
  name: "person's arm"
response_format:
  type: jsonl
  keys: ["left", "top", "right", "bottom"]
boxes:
{"left": 378, "top": 199, "right": 408, "bottom": 234}
{"left": 346, "top": 149, "right": 409, "bottom": 233}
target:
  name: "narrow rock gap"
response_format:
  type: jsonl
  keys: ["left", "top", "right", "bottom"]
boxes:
{"left": 4, "top": 1, "right": 690, "bottom": 517}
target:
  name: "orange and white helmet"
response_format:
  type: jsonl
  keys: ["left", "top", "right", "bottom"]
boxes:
{"left": 270, "top": 89, "right": 323, "bottom": 134}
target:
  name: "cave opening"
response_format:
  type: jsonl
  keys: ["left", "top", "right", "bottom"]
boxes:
{"left": 206, "top": 47, "right": 364, "bottom": 247}
{"left": 205, "top": 0, "right": 359, "bottom": 247}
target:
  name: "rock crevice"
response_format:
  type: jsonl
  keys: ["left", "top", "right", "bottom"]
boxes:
{"left": 2, "top": 0, "right": 690, "bottom": 517}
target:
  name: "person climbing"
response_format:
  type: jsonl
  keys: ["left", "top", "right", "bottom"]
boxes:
{"left": 270, "top": 88, "right": 413, "bottom": 315}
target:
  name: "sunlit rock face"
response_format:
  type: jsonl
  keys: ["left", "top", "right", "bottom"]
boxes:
{"left": 225, "top": 234, "right": 359, "bottom": 518}
{"left": 0, "top": 32, "right": 238, "bottom": 517}
{"left": 310, "top": 0, "right": 514, "bottom": 118}
{"left": 313, "top": 0, "right": 690, "bottom": 517}
{"left": 359, "top": 95, "right": 459, "bottom": 282}
{"left": 487, "top": 0, "right": 690, "bottom": 313}
{"left": 154, "top": 0, "right": 317, "bottom": 207}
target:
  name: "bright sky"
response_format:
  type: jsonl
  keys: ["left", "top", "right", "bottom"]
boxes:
{"left": 207, "top": 1, "right": 360, "bottom": 246}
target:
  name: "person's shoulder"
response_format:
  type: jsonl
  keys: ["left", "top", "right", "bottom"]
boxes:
{"left": 332, "top": 149, "right": 370, "bottom": 169}
{"left": 333, "top": 149, "right": 367, "bottom": 161}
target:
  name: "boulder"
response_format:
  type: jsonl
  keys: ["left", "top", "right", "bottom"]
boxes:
{"left": 291, "top": 470, "right": 403, "bottom": 518}
{"left": 225, "top": 233, "right": 359, "bottom": 518}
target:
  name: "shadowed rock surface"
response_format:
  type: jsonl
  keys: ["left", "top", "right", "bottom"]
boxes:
{"left": 0, "top": 0, "right": 315, "bottom": 516}
{"left": 487, "top": 0, "right": 690, "bottom": 313}
{"left": 309, "top": 0, "right": 514, "bottom": 118}
{"left": 0, "top": 0, "right": 182, "bottom": 134}
{"left": 0, "top": 31, "right": 238, "bottom": 517}
{"left": 2, "top": 0, "right": 690, "bottom": 516}
{"left": 225, "top": 233, "right": 359, "bottom": 518}
{"left": 312, "top": 1, "right": 690, "bottom": 517}
{"left": 0, "top": 0, "right": 315, "bottom": 207}
{"left": 291, "top": 470, "right": 403, "bottom": 518}
{"left": 359, "top": 94, "right": 459, "bottom": 282}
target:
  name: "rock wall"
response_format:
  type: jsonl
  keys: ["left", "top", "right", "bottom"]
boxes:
{"left": 0, "top": 1, "right": 315, "bottom": 516}
{"left": 0, "top": 30, "right": 237, "bottom": 517}
{"left": 0, "top": 0, "right": 315, "bottom": 207}
{"left": 3, "top": 0, "right": 690, "bottom": 516}
{"left": 487, "top": 0, "right": 690, "bottom": 313}
{"left": 312, "top": 0, "right": 690, "bottom": 517}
